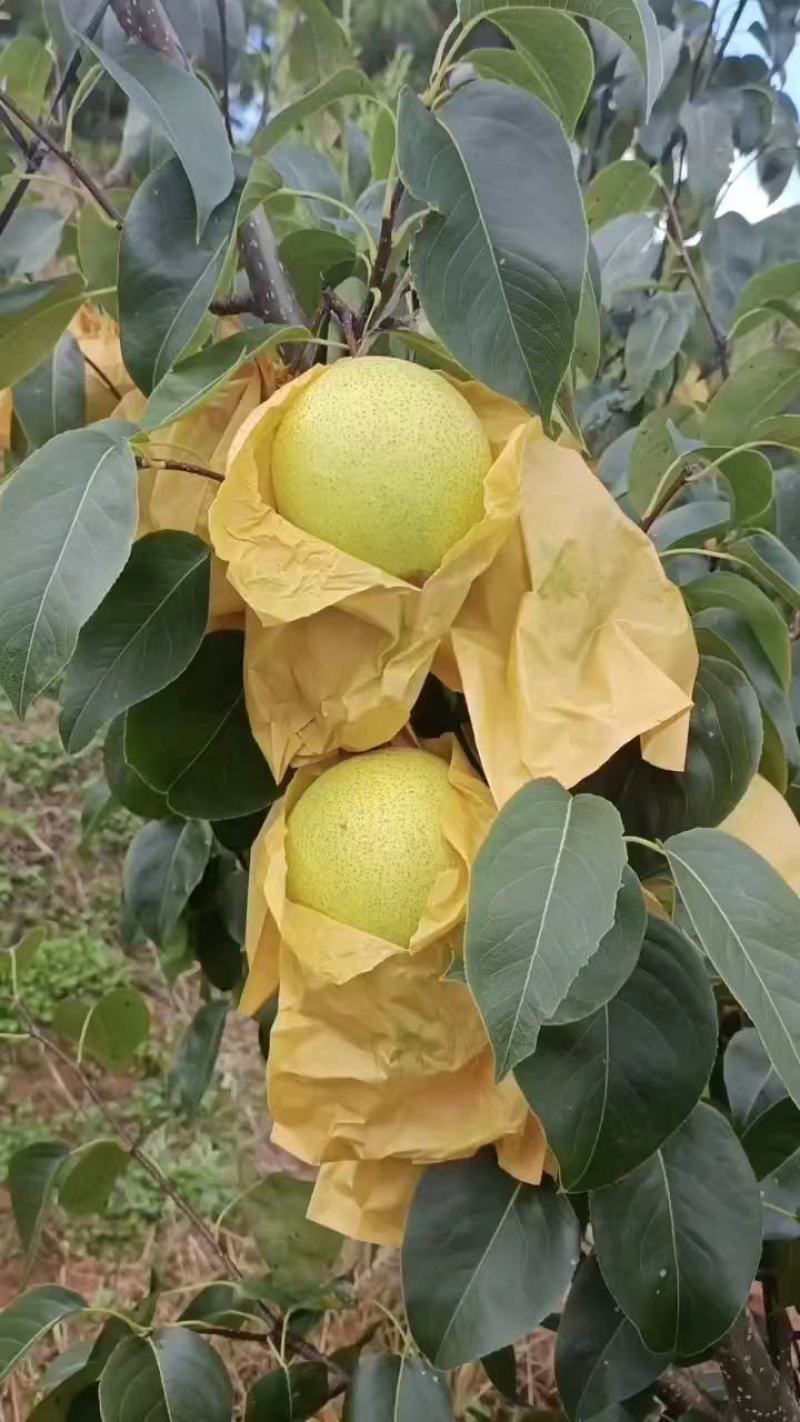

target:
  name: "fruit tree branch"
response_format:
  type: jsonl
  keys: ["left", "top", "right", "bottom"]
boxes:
{"left": 716, "top": 1311, "right": 800, "bottom": 1422}
{"left": 657, "top": 176, "right": 730, "bottom": 378}
{"left": 0, "top": 90, "right": 124, "bottom": 229}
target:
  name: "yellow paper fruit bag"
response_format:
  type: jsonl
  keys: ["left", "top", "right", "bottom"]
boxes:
{"left": 451, "top": 438, "right": 699, "bottom": 806}
{"left": 722, "top": 773, "right": 800, "bottom": 892}
{"left": 208, "top": 365, "right": 530, "bottom": 780}
{"left": 242, "top": 735, "right": 546, "bottom": 1247}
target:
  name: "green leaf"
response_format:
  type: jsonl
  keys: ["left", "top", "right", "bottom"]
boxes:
{"left": 574, "top": 268, "right": 601, "bottom": 380}
{"left": 371, "top": 108, "right": 396, "bottom": 181}
{"left": 726, "top": 531, "right": 800, "bottom": 612}
{"left": 682, "top": 97, "right": 734, "bottom": 208}
{"left": 169, "top": 999, "right": 229, "bottom": 1115}
{"left": 142, "top": 327, "right": 304, "bottom": 431}
{"left": 124, "top": 631, "right": 279, "bottom": 820}
{"left": 77, "top": 191, "right": 131, "bottom": 319}
{"left": 118, "top": 156, "right": 240, "bottom": 394}
{"left": 515, "top": 917, "right": 717, "bottom": 1191}
{"left": 459, "top": 0, "right": 663, "bottom": 117}
{"left": 693, "top": 607, "right": 800, "bottom": 774}
{"left": 585, "top": 160, "right": 660, "bottom": 231}
{"left": 0, "top": 1286, "right": 88, "bottom": 1387}
{"left": 666, "top": 828, "right": 800, "bottom": 1110}
{"left": 58, "top": 1139, "right": 129, "bottom": 1216}
{"left": 233, "top": 1175, "right": 342, "bottom": 1293}
{"left": 245, "top": 1362, "right": 330, "bottom": 1421}
{"left": 618, "top": 657, "right": 763, "bottom": 842}
{"left": 54, "top": 985, "right": 150, "bottom": 1071}
{"left": 724, "top": 1027, "right": 787, "bottom": 1132}
{"left": 82, "top": 39, "right": 234, "bottom": 234}
{"left": 465, "top": 779, "right": 626, "bottom": 1078}
{"left": 104, "top": 714, "right": 170, "bottom": 820}
{"left": 255, "top": 68, "right": 374, "bottom": 153}
{"left": 123, "top": 818, "right": 213, "bottom": 946}
{"left": 286, "top": 0, "right": 352, "bottom": 84}
{"left": 398, "top": 81, "right": 586, "bottom": 421}
{"left": 734, "top": 261, "right": 800, "bottom": 333}
{"left": 741, "top": 1097, "right": 800, "bottom": 1239}
{"left": 6, "top": 1143, "right": 69, "bottom": 1267}
{"left": 60, "top": 531, "right": 211, "bottom": 753}
{"left": 343, "top": 1355, "right": 454, "bottom": 1421}
{"left": 591, "top": 1104, "right": 762, "bottom": 1353}
{"left": 546, "top": 866, "right": 646, "bottom": 1026}
{"left": 650, "top": 498, "right": 731, "bottom": 552}
{"left": 0, "top": 35, "right": 53, "bottom": 120}
{"left": 0, "top": 274, "right": 85, "bottom": 388}
{"left": 13, "top": 333, "right": 87, "bottom": 449}
{"left": 624, "top": 293, "right": 694, "bottom": 401}
{"left": 704, "top": 350, "right": 800, "bottom": 446}
{"left": 403, "top": 1154, "right": 579, "bottom": 1368}
{"left": 627, "top": 407, "right": 699, "bottom": 518}
{"left": 279, "top": 229, "right": 358, "bottom": 313}
{"left": 684, "top": 573, "right": 790, "bottom": 689}
{"left": 471, "top": 11, "right": 594, "bottom": 133}
{"left": 28, "top": 1368, "right": 102, "bottom": 1421}
{"left": 0, "top": 428, "right": 138, "bottom": 717}
{"left": 0, "top": 208, "right": 65, "bottom": 282}
{"left": 555, "top": 1257, "right": 668, "bottom": 1422}
{"left": 98, "top": 1330, "right": 233, "bottom": 1422}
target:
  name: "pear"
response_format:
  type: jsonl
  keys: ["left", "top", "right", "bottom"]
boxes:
{"left": 286, "top": 748, "right": 457, "bottom": 947}
{"left": 272, "top": 356, "right": 490, "bottom": 580}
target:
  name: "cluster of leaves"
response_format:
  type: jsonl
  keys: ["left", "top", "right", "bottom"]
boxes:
{"left": 3, "top": 0, "right": 800, "bottom": 1417}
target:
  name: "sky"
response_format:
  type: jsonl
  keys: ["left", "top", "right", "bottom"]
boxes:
{"left": 716, "top": 0, "right": 800, "bottom": 217}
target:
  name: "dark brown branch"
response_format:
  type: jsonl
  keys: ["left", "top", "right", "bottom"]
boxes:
{"left": 659, "top": 178, "right": 729, "bottom": 378}
{"left": 361, "top": 177, "right": 404, "bottom": 326}
{"left": 324, "top": 287, "right": 359, "bottom": 358}
{"left": 14, "top": 1002, "right": 346, "bottom": 1385}
{"left": 716, "top": 1311, "right": 800, "bottom": 1422}
{"left": 215, "top": 0, "right": 235, "bottom": 145}
{"left": 658, "top": 1370, "right": 727, "bottom": 1422}
{"left": 238, "top": 207, "right": 307, "bottom": 327}
{"left": 209, "top": 295, "right": 260, "bottom": 316}
{"left": 690, "top": 0, "right": 723, "bottom": 96}
{"left": 82, "top": 350, "right": 123, "bottom": 402}
{"left": 710, "top": 0, "right": 748, "bottom": 78}
{"left": 0, "top": 90, "right": 124, "bottom": 229}
{"left": 0, "top": 0, "right": 113, "bottom": 240}
{"left": 112, "top": 0, "right": 187, "bottom": 63}
{"left": 641, "top": 463, "right": 693, "bottom": 532}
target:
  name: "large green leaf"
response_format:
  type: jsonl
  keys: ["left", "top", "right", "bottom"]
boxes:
{"left": 734, "top": 261, "right": 800, "bottom": 332}
{"left": 60, "top": 531, "right": 211, "bottom": 753}
{"left": 0, "top": 275, "right": 85, "bottom": 388}
{"left": 704, "top": 350, "right": 800, "bottom": 445}
{"left": 28, "top": 1368, "right": 102, "bottom": 1421}
{"left": 666, "top": 828, "right": 800, "bottom": 1109}
{"left": 741, "top": 1097, "right": 800, "bottom": 1239}
{"left": 0, "top": 1287, "right": 88, "bottom": 1387}
{"left": 585, "top": 160, "right": 660, "bottom": 231}
{"left": 726, "top": 531, "right": 800, "bottom": 612}
{"left": 123, "top": 818, "right": 212, "bottom": 946}
{"left": 169, "top": 999, "right": 229, "bottom": 1115}
{"left": 6, "top": 1143, "right": 69, "bottom": 1267}
{"left": 398, "top": 81, "right": 586, "bottom": 421}
{"left": 693, "top": 608, "right": 800, "bottom": 776}
{"left": 546, "top": 866, "right": 645, "bottom": 1026}
{"left": 124, "top": 631, "right": 279, "bottom": 820}
{"left": 618, "top": 657, "right": 763, "bottom": 843}
{"left": 724, "top": 1027, "right": 787, "bottom": 1131}
{"left": 683, "top": 573, "right": 790, "bottom": 690}
{"left": 555, "top": 1257, "right": 668, "bottom": 1422}
{"left": 465, "top": 779, "right": 626, "bottom": 1077}
{"left": 590, "top": 1105, "right": 762, "bottom": 1353}
{"left": 118, "top": 157, "right": 240, "bottom": 394}
{"left": 0, "top": 429, "right": 138, "bottom": 717}
{"left": 142, "top": 327, "right": 304, "bottom": 431}
{"left": 58, "top": 1140, "right": 129, "bottom": 1216}
{"left": 232, "top": 1174, "right": 341, "bottom": 1292}
{"left": 343, "top": 1355, "right": 454, "bottom": 1421}
{"left": 77, "top": 189, "right": 132, "bottom": 319}
{"left": 246, "top": 1362, "right": 331, "bottom": 1421}
{"left": 82, "top": 39, "right": 234, "bottom": 233}
{"left": 104, "top": 715, "right": 170, "bottom": 820}
{"left": 516, "top": 917, "right": 716, "bottom": 1191}
{"left": 14, "top": 333, "right": 86, "bottom": 449}
{"left": 402, "top": 1154, "right": 579, "bottom": 1368}
{"left": 256, "top": 68, "right": 374, "bottom": 152}
{"left": 471, "top": 11, "right": 594, "bottom": 132}
{"left": 459, "top": 0, "right": 663, "bottom": 116}
{"left": 624, "top": 293, "right": 694, "bottom": 401}
{"left": 98, "top": 1330, "right": 233, "bottom": 1422}
{"left": 54, "top": 986, "right": 150, "bottom": 1071}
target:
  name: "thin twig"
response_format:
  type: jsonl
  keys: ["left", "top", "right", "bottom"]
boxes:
{"left": 210, "top": 295, "right": 260, "bottom": 316}
{"left": 0, "top": 106, "right": 34, "bottom": 159}
{"left": 215, "top": 0, "right": 235, "bottom": 145}
{"left": 640, "top": 463, "right": 694, "bottom": 532}
{"left": 690, "top": 0, "right": 723, "bottom": 96}
{"left": 0, "top": 0, "right": 113, "bottom": 240}
{"left": 324, "top": 287, "right": 359, "bottom": 357}
{"left": 710, "top": 0, "right": 748, "bottom": 78}
{"left": 658, "top": 177, "right": 730, "bottom": 377}
{"left": 361, "top": 177, "right": 404, "bottom": 327}
{"left": 0, "top": 90, "right": 124, "bottom": 229}
{"left": 14, "top": 1002, "right": 346, "bottom": 1384}
{"left": 82, "top": 350, "right": 123, "bottom": 402}
{"left": 136, "top": 456, "right": 225, "bottom": 484}
{"left": 658, "top": 1371, "right": 726, "bottom": 1422}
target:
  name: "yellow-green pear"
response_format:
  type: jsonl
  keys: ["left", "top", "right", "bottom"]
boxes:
{"left": 271, "top": 356, "right": 491, "bottom": 581}
{"left": 285, "top": 748, "right": 457, "bottom": 947}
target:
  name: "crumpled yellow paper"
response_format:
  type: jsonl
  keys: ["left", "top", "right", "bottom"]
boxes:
{"left": 722, "top": 774, "right": 800, "bottom": 892}
{"left": 208, "top": 367, "right": 530, "bottom": 781}
{"left": 69, "top": 306, "right": 136, "bottom": 423}
{"left": 242, "top": 735, "right": 546, "bottom": 1246}
{"left": 450, "top": 438, "right": 699, "bottom": 806}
